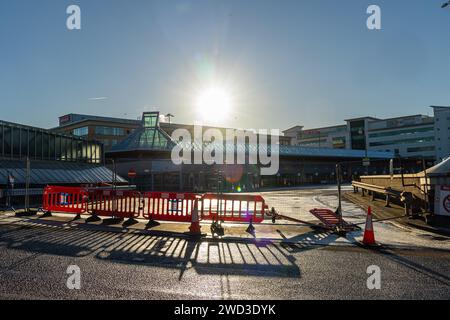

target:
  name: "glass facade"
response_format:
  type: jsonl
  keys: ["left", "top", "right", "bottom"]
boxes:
{"left": 407, "top": 146, "right": 435, "bottom": 153}
{"left": 350, "top": 120, "right": 366, "bottom": 150}
{"left": 368, "top": 126, "right": 434, "bottom": 138}
{"left": 73, "top": 126, "right": 89, "bottom": 136}
{"left": 95, "top": 126, "right": 125, "bottom": 136}
{"left": 369, "top": 137, "right": 434, "bottom": 147}
{"left": 143, "top": 113, "right": 158, "bottom": 128}
{"left": 0, "top": 121, "right": 103, "bottom": 163}
{"left": 332, "top": 136, "right": 346, "bottom": 149}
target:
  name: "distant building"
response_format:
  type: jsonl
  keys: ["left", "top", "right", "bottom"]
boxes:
{"left": 283, "top": 125, "right": 347, "bottom": 149}
{"left": 366, "top": 114, "right": 435, "bottom": 160}
{"left": 432, "top": 106, "right": 450, "bottom": 162}
{"left": 53, "top": 114, "right": 141, "bottom": 151}
{"left": 105, "top": 111, "right": 394, "bottom": 192}
{"left": 284, "top": 106, "right": 450, "bottom": 164}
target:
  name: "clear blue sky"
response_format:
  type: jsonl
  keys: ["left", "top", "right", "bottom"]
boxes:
{"left": 1, "top": 0, "right": 449, "bottom": 130}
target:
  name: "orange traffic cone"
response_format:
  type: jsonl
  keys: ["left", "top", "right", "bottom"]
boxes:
{"left": 363, "top": 206, "right": 376, "bottom": 245}
{"left": 188, "top": 199, "right": 202, "bottom": 235}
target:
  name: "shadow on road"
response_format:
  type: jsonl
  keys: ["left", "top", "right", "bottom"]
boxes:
{"left": 377, "top": 248, "right": 450, "bottom": 287}
{"left": 0, "top": 217, "right": 302, "bottom": 280}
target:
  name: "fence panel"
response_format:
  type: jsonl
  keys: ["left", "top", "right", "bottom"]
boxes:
{"left": 201, "top": 193, "right": 266, "bottom": 223}
{"left": 142, "top": 192, "right": 200, "bottom": 222}
{"left": 43, "top": 186, "right": 88, "bottom": 214}
{"left": 88, "top": 190, "right": 141, "bottom": 219}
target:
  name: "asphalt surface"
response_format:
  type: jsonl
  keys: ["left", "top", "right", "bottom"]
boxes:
{"left": 0, "top": 186, "right": 449, "bottom": 300}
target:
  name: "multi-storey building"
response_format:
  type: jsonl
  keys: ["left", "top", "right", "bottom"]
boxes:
{"left": 284, "top": 106, "right": 450, "bottom": 163}
{"left": 432, "top": 106, "right": 450, "bottom": 162}
{"left": 53, "top": 114, "right": 141, "bottom": 150}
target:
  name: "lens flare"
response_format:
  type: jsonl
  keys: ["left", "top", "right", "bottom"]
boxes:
{"left": 196, "top": 87, "right": 232, "bottom": 122}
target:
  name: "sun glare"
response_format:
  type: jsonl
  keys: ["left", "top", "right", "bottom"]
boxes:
{"left": 196, "top": 87, "right": 232, "bottom": 122}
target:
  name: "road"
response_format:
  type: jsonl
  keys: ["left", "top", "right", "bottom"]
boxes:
{"left": 0, "top": 186, "right": 449, "bottom": 300}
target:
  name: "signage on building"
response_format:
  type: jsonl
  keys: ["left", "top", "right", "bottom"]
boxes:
{"left": 303, "top": 130, "right": 321, "bottom": 135}
{"left": 434, "top": 185, "right": 450, "bottom": 216}
{"left": 128, "top": 169, "right": 137, "bottom": 179}
{"left": 8, "top": 174, "right": 14, "bottom": 188}
{"left": 59, "top": 114, "right": 71, "bottom": 125}
{"left": 362, "top": 157, "right": 370, "bottom": 167}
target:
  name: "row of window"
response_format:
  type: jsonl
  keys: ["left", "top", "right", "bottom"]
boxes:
{"left": 368, "top": 126, "right": 434, "bottom": 138}
{"left": 0, "top": 124, "right": 102, "bottom": 163}
{"left": 407, "top": 146, "right": 435, "bottom": 153}
{"left": 95, "top": 126, "right": 126, "bottom": 136}
{"left": 369, "top": 137, "right": 434, "bottom": 147}
{"left": 72, "top": 126, "right": 128, "bottom": 137}
{"left": 73, "top": 127, "right": 89, "bottom": 136}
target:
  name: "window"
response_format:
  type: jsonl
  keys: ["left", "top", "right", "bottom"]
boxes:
{"left": 369, "top": 137, "right": 434, "bottom": 147}
{"left": 95, "top": 126, "right": 125, "bottom": 136}
{"left": 407, "top": 146, "right": 435, "bottom": 153}
{"left": 0, "top": 125, "right": 3, "bottom": 155}
{"left": 143, "top": 113, "right": 158, "bottom": 128}
{"left": 35, "top": 131, "right": 42, "bottom": 158}
{"left": 368, "top": 126, "right": 434, "bottom": 138}
{"left": 4, "top": 126, "right": 11, "bottom": 157}
{"left": 73, "top": 127, "right": 89, "bottom": 136}
{"left": 332, "top": 137, "right": 346, "bottom": 149}
{"left": 20, "top": 129, "right": 28, "bottom": 158}
{"left": 12, "top": 127, "right": 20, "bottom": 157}
{"left": 350, "top": 120, "right": 366, "bottom": 150}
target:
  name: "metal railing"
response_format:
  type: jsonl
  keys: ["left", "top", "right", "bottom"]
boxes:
{"left": 351, "top": 181, "right": 417, "bottom": 216}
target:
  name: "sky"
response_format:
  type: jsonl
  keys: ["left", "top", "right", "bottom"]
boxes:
{"left": 1, "top": 0, "right": 450, "bottom": 130}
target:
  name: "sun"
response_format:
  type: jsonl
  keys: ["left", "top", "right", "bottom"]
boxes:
{"left": 196, "top": 87, "right": 232, "bottom": 122}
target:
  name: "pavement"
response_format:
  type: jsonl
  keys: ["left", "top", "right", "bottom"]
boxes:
{"left": 344, "top": 190, "right": 450, "bottom": 237}
{"left": 0, "top": 186, "right": 449, "bottom": 300}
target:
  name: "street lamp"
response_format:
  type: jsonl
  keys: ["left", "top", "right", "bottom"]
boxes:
{"left": 166, "top": 113, "right": 174, "bottom": 124}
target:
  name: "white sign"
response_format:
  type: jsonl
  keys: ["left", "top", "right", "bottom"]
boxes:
{"left": 434, "top": 185, "right": 450, "bottom": 216}
{"left": 363, "top": 158, "right": 370, "bottom": 167}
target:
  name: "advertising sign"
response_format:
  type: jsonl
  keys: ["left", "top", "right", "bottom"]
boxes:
{"left": 434, "top": 185, "right": 450, "bottom": 216}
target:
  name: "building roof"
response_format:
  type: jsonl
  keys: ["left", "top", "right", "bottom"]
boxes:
{"left": 0, "top": 119, "right": 76, "bottom": 140}
{"left": 54, "top": 113, "right": 141, "bottom": 130}
{"left": 0, "top": 160, "right": 127, "bottom": 185}
{"left": 108, "top": 112, "right": 175, "bottom": 153}
{"left": 282, "top": 125, "right": 304, "bottom": 133}
{"left": 425, "top": 157, "right": 450, "bottom": 176}
{"left": 344, "top": 116, "right": 381, "bottom": 122}
{"left": 283, "top": 124, "right": 348, "bottom": 134}
{"left": 107, "top": 112, "right": 394, "bottom": 159}
{"left": 430, "top": 105, "right": 450, "bottom": 112}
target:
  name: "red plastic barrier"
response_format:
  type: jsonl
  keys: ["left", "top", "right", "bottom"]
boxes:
{"left": 142, "top": 192, "right": 200, "bottom": 222}
{"left": 88, "top": 189, "right": 141, "bottom": 219}
{"left": 43, "top": 186, "right": 88, "bottom": 214}
{"left": 201, "top": 193, "right": 266, "bottom": 223}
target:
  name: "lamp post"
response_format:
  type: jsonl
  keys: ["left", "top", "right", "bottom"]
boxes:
{"left": 166, "top": 113, "right": 174, "bottom": 125}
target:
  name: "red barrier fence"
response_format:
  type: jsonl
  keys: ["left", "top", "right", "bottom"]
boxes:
{"left": 142, "top": 192, "right": 200, "bottom": 222}
{"left": 43, "top": 186, "right": 268, "bottom": 224}
{"left": 43, "top": 186, "right": 88, "bottom": 215}
{"left": 201, "top": 193, "right": 266, "bottom": 223}
{"left": 89, "top": 189, "right": 141, "bottom": 219}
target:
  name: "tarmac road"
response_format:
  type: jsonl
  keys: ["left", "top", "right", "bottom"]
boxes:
{"left": 0, "top": 186, "right": 449, "bottom": 300}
